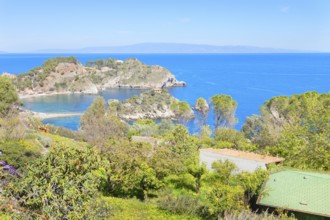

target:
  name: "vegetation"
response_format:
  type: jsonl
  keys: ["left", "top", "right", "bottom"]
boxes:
{"left": 0, "top": 140, "right": 40, "bottom": 169}
{"left": 0, "top": 76, "right": 18, "bottom": 116}
{"left": 170, "top": 101, "right": 193, "bottom": 123}
{"left": 211, "top": 94, "right": 238, "bottom": 128}
{"left": 242, "top": 92, "right": 330, "bottom": 170}
{"left": 195, "top": 97, "right": 210, "bottom": 129}
{"left": 109, "top": 89, "right": 194, "bottom": 121}
{"left": 14, "top": 57, "right": 183, "bottom": 95}
{"left": 16, "top": 56, "right": 77, "bottom": 90}
{"left": 86, "top": 58, "right": 116, "bottom": 69}
{"left": 105, "top": 196, "right": 198, "bottom": 220}
{"left": 1, "top": 77, "right": 327, "bottom": 219}
{"left": 80, "top": 96, "right": 128, "bottom": 150}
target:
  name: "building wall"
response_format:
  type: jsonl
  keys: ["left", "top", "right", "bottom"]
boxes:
{"left": 200, "top": 150, "right": 267, "bottom": 172}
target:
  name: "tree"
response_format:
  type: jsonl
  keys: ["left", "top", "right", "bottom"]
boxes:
{"left": 0, "top": 76, "right": 18, "bottom": 116}
{"left": 195, "top": 97, "right": 210, "bottom": 131}
{"left": 214, "top": 128, "right": 254, "bottom": 150}
{"left": 80, "top": 96, "right": 128, "bottom": 150}
{"left": 165, "top": 124, "right": 199, "bottom": 167}
{"left": 211, "top": 94, "right": 237, "bottom": 128}
{"left": 170, "top": 101, "right": 193, "bottom": 124}
{"left": 102, "top": 139, "right": 162, "bottom": 200}
{"left": 242, "top": 92, "right": 330, "bottom": 170}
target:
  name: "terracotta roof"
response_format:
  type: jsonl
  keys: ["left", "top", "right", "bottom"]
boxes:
{"left": 200, "top": 148, "right": 284, "bottom": 164}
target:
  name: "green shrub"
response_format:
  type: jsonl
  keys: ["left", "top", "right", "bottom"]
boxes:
{"left": 0, "top": 140, "right": 41, "bottom": 169}
{"left": 0, "top": 76, "right": 18, "bottom": 116}
{"left": 155, "top": 190, "right": 209, "bottom": 218}
{"left": 5, "top": 144, "right": 105, "bottom": 219}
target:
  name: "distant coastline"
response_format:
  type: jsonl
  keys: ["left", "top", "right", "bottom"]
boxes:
{"left": 1, "top": 43, "right": 318, "bottom": 54}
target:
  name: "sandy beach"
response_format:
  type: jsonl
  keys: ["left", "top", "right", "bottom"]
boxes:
{"left": 19, "top": 91, "right": 84, "bottom": 99}
{"left": 21, "top": 110, "right": 83, "bottom": 119}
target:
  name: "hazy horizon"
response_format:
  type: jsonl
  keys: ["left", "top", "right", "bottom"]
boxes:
{"left": 0, "top": 0, "right": 329, "bottom": 52}
{"left": 0, "top": 42, "right": 322, "bottom": 54}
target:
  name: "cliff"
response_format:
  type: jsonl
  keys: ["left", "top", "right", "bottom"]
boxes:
{"left": 12, "top": 56, "right": 185, "bottom": 97}
{"left": 108, "top": 89, "right": 194, "bottom": 120}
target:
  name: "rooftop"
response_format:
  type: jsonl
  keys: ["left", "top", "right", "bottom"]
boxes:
{"left": 257, "top": 170, "right": 330, "bottom": 217}
{"left": 200, "top": 148, "right": 284, "bottom": 164}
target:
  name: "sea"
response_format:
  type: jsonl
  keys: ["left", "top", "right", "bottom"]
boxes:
{"left": 1, "top": 53, "right": 329, "bottom": 132}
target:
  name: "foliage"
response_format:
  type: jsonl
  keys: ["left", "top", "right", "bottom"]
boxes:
{"left": 46, "top": 124, "right": 84, "bottom": 141}
{"left": 0, "top": 140, "right": 41, "bottom": 169}
{"left": 129, "top": 119, "right": 175, "bottom": 137}
{"left": 80, "top": 96, "right": 128, "bottom": 150}
{"left": 164, "top": 124, "right": 199, "bottom": 167}
{"left": 214, "top": 128, "right": 256, "bottom": 151}
{"left": 102, "top": 139, "right": 163, "bottom": 199}
{"left": 0, "top": 111, "right": 27, "bottom": 140}
{"left": 199, "top": 125, "right": 212, "bottom": 139}
{"left": 211, "top": 94, "right": 238, "bottom": 128}
{"left": 5, "top": 144, "right": 105, "bottom": 219}
{"left": 200, "top": 160, "right": 268, "bottom": 218}
{"left": 128, "top": 119, "right": 158, "bottom": 136}
{"left": 0, "top": 76, "right": 19, "bottom": 116}
{"left": 222, "top": 210, "right": 296, "bottom": 220}
{"left": 155, "top": 190, "right": 208, "bottom": 218}
{"left": 16, "top": 56, "right": 77, "bottom": 90}
{"left": 195, "top": 97, "right": 209, "bottom": 113}
{"left": 104, "top": 196, "right": 199, "bottom": 220}
{"left": 110, "top": 90, "right": 194, "bottom": 121}
{"left": 170, "top": 101, "right": 193, "bottom": 123}
{"left": 86, "top": 58, "right": 115, "bottom": 68}
{"left": 195, "top": 97, "right": 210, "bottom": 130}
{"left": 242, "top": 92, "right": 330, "bottom": 170}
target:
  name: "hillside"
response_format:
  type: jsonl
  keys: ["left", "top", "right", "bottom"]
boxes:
{"left": 9, "top": 56, "right": 185, "bottom": 97}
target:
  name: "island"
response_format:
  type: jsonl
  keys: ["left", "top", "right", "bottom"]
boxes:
{"left": 108, "top": 89, "right": 194, "bottom": 120}
{"left": 4, "top": 56, "right": 186, "bottom": 98}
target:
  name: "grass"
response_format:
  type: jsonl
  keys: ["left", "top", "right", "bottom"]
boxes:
{"left": 104, "top": 196, "right": 200, "bottom": 220}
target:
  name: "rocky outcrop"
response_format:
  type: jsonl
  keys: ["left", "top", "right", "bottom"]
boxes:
{"left": 13, "top": 57, "right": 186, "bottom": 98}
{"left": 108, "top": 89, "right": 194, "bottom": 120}
{"left": 1, "top": 72, "right": 17, "bottom": 79}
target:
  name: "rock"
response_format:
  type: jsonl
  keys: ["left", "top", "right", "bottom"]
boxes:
{"left": 1, "top": 72, "right": 16, "bottom": 79}
{"left": 13, "top": 57, "right": 186, "bottom": 98}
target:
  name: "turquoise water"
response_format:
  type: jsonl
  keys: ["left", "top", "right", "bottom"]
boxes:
{"left": 1, "top": 53, "right": 330, "bottom": 131}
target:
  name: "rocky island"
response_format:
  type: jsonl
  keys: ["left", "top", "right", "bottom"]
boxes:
{"left": 108, "top": 89, "right": 194, "bottom": 120}
{"left": 5, "top": 56, "right": 186, "bottom": 98}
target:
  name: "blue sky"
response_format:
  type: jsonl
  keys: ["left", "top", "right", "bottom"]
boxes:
{"left": 0, "top": 0, "right": 329, "bottom": 52}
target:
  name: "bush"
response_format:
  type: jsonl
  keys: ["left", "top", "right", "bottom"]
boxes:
{"left": 5, "top": 144, "right": 106, "bottom": 219}
{"left": 0, "top": 77, "right": 18, "bottom": 116}
{"left": 155, "top": 190, "right": 209, "bottom": 218}
{"left": 0, "top": 140, "right": 40, "bottom": 169}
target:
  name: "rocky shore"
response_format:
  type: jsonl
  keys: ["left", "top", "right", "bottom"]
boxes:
{"left": 2, "top": 56, "right": 186, "bottom": 98}
{"left": 108, "top": 89, "right": 195, "bottom": 120}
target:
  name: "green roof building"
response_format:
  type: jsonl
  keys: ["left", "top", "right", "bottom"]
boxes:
{"left": 257, "top": 170, "right": 330, "bottom": 220}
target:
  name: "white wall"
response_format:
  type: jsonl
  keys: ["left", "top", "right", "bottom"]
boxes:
{"left": 200, "top": 150, "right": 267, "bottom": 172}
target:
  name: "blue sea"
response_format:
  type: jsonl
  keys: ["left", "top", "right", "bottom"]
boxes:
{"left": 1, "top": 53, "right": 329, "bottom": 132}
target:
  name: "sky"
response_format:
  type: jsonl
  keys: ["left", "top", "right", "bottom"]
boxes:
{"left": 0, "top": 0, "right": 329, "bottom": 52}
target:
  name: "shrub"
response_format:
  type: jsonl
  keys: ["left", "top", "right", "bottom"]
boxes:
{"left": 0, "top": 140, "right": 40, "bottom": 169}
{"left": 5, "top": 144, "right": 106, "bottom": 219}
{"left": 0, "top": 76, "right": 18, "bottom": 116}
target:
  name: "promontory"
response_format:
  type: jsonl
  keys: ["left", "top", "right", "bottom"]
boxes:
{"left": 5, "top": 56, "right": 186, "bottom": 98}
